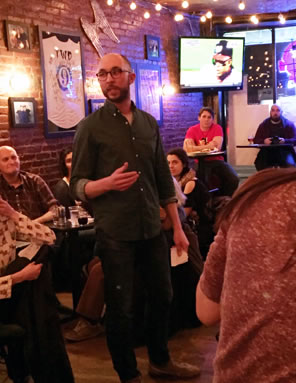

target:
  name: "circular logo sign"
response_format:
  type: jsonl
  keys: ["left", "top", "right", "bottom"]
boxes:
{"left": 56, "top": 65, "right": 72, "bottom": 91}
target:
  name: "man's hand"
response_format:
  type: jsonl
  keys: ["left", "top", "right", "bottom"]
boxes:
{"left": 108, "top": 162, "right": 139, "bottom": 191}
{"left": 264, "top": 138, "right": 272, "bottom": 145}
{"left": 0, "top": 198, "right": 19, "bottom": 222}
{"left": 173, "top": 227, "right": 189, "bottom": 256}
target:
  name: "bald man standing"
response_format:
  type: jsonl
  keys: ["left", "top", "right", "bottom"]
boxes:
{"left": 70, "top": 53, "right": 200, "bottom": 383}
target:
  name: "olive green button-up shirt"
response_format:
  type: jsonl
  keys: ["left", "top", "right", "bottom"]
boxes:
{"left": 70, "top": 100, "right": 176, "bottom": 241}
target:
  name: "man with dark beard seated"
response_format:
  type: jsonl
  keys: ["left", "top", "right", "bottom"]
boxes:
{"left": 254, "top": 104, "right": 296, "bottom": 170}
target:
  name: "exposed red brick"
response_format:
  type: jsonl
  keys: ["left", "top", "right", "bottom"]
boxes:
{"left": 0, "top": 0, "right": 201, "bottom": 186}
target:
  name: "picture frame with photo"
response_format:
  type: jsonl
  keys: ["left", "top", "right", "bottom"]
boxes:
{"left": 136, "top": 63, "right": 163, "bottom": 126}
{"left": 145, "top": 35, "right": 160, "bottom": 61}
{"left": 9, "top": 97, "right": 37, "bottom": 128}
{"left": 5, "top": 21, "right": 32, "bottom": 52}
{"left": 89, "top": 99, "right": 105, "bottom": 113}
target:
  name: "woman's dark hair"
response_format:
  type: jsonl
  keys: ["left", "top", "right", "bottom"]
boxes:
{"left": 167, "top": 148, "right": 190, "bottom": 179}
{"left": 217, "top": 167, "right": 296, "bottom": 229}
{"left": 59, "top": 147, "right": 73, "bottom": 177}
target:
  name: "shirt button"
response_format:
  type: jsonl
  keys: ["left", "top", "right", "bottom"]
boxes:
{"left": 140, "top": 188, "right": 144, "bottom": 192}
{"left": 132, "top": 137, "right": 135, "bottom": 140}
{"left": 113, "top": 113, "right": 116, "bottom": 116}
{"left": 138, "top": 171, "right": 141, "bottom": 175}
{"left": 125, "top": 121, "right": 128, "bottom": 125}
{"left": 136, "top": 154, "right": 139, "bottom": 157}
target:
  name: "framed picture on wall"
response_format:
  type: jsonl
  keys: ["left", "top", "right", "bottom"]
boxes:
{"left": 5, "top": 21, "right": 32, "bottom": 52}
{"left": 145, "top": 35, "right": 160, "bottom": 61}
{"left": 9, "top": 97, "right": 37, "bottom": 128}
{"left": 130, "top": 61, "right": 139, "bottom": 106}
{"left": 38, "top": 26, "right": 87, "bottom": 138}
{"left": 136, "top": 63, "right": 163, "bottom": 126}
{"left": 89, "top": 99, "right": 105, "bottom": 113}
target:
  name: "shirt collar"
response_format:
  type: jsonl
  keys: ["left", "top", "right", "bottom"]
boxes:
{"left": 104, "top": 99, "right": 136, "bottom": 116}
{"left": 0, "top": 172, "right": 24, "bottom": 190}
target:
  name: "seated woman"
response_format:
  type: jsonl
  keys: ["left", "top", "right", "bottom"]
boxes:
{"left": 53, "top": 148, "right": 104, "bottom": 342}
{"left": 167, "top": 148, "right": 214, "bottom": 259}
{"left": 53, "top": 147, "right": 75, "bottom": 212}
{"left": 53, "top": 147, "right": 92, "bottom": 216}
{"left": 160, "top": 178, "right": 203, "bottom": 332}
{"left": 0, "top": 197, "right": 74, "bottom": 383}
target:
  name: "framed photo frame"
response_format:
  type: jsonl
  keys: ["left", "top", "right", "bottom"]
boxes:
{"left": 5, "top": 21, "right": 32, "bottom": 52}
{"left": 89, "top": 99, "right": 105, "bottom": 113}
{"left": 145, "top": 35, "right": 160, "bottom": 61}
{"left": 136, "top": 63, "right": 163, "bottom": 126}
{"left": 38, "top": 26, "right": 87, "bottom": 138}
{"left": 130, "top": 61, "right": 139, "bottom": 106}
{"left": 9, "top": 97, "right": 37, "bottom": 128}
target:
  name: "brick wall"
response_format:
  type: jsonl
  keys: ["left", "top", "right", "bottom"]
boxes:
{"left": 0, "top": 0, "right": 202, "bottom": 189}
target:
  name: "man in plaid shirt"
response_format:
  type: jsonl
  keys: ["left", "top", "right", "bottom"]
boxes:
{"left": 0, "top": 146, "right": 57, "bottom": 222}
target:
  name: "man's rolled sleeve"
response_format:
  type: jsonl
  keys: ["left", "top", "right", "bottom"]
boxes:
{"left": 70, "top": 118, "right": 97, "bottom": 201}
{"left": 74, "top": 179, "right": 90, "bottom": 202}
{"left": 199, "top": 226, "right": 227, "bottom": 303}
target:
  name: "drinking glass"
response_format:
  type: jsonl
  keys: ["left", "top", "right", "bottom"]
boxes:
{"left": 248, "top": 135, "right": 254, "bottom": 145}
{"left": 68, "top": 206, "right": 79, "bottom": 227}
{"left": 78, "top": 207, "right": 88, "bottom": 225}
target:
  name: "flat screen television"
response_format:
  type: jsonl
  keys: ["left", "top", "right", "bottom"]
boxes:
{"left": 179, "top": 36, "right": 245, "bottom": 91}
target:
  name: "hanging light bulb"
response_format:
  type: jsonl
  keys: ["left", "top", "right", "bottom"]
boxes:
{"left": 107, "top": 0, "right": 113, "bottom": 5}
{"left": 206, "top": 10, "right": 213, "bottom": 19}
{"left": 130, "top": 2, "right": 136, "bottom": 10}
{"left": 250, "top": 15, "right": 259, "bottom": 24}
{"left": 238, "top": 0, "right": 245, "bottom": 10}
{"left": 182, "top": 1, "right": 189, "bottom": 9}
{"left": 200, "top": 15, "right": 206, "bottom": 22}
{"left": 225, "top": 16, "right": 232, "bottom": 24}
{"left": 144, "top": 11, "right": 150, "bottom": 19}
{"left": 174, "top": 13, "right": 184, "bottom": 21}
{"left": 278, "top": 13, "right": 286, "bottom": 24}
{"left": 155, "top": 3, "right": 162, "bottom": 11}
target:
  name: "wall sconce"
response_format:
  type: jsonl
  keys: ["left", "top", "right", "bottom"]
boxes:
{"left": 86, "top": 77, "right": 102, "bottom": 95}
{"left": 157, "top": 84, "right": 176, "bottom": 96}
{"left": 0, "top": 71, "right": 31, "bottom": 95}
{"left": 10, "top": 73, "right": 30, "bottom": 92}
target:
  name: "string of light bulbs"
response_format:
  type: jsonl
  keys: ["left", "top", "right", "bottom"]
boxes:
{"left": 106, "top": 0, "right": 288, "bottom": 25}
{"left": 105, "top": 0, "right": 191, "bottom": 22}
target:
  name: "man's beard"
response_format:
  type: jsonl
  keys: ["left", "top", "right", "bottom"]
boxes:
{"left": 271, "top": 116, "right": 280, "bottom": 122}
{"left": 103, "top": 86, "right": 129, "bottom": 103}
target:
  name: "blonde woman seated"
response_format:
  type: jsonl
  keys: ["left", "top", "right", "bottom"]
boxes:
{"left": 0, "top": 197, "right": 74, "bottom": 383}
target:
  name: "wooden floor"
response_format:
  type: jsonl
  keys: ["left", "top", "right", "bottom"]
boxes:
{"left": 0, "top": 293, "right": 218, "bottom": 383}
{"left": 65, "top": 323, "right": 217, "bottom": 383}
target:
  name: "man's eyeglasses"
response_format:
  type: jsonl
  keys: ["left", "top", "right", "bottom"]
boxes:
{"left": 96, "top": 67, "right": 131, "bottom": 81}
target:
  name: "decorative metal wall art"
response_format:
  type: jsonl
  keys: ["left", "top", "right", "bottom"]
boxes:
{"left": 80, "top": 0, "right": 120, "bottom": 57}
